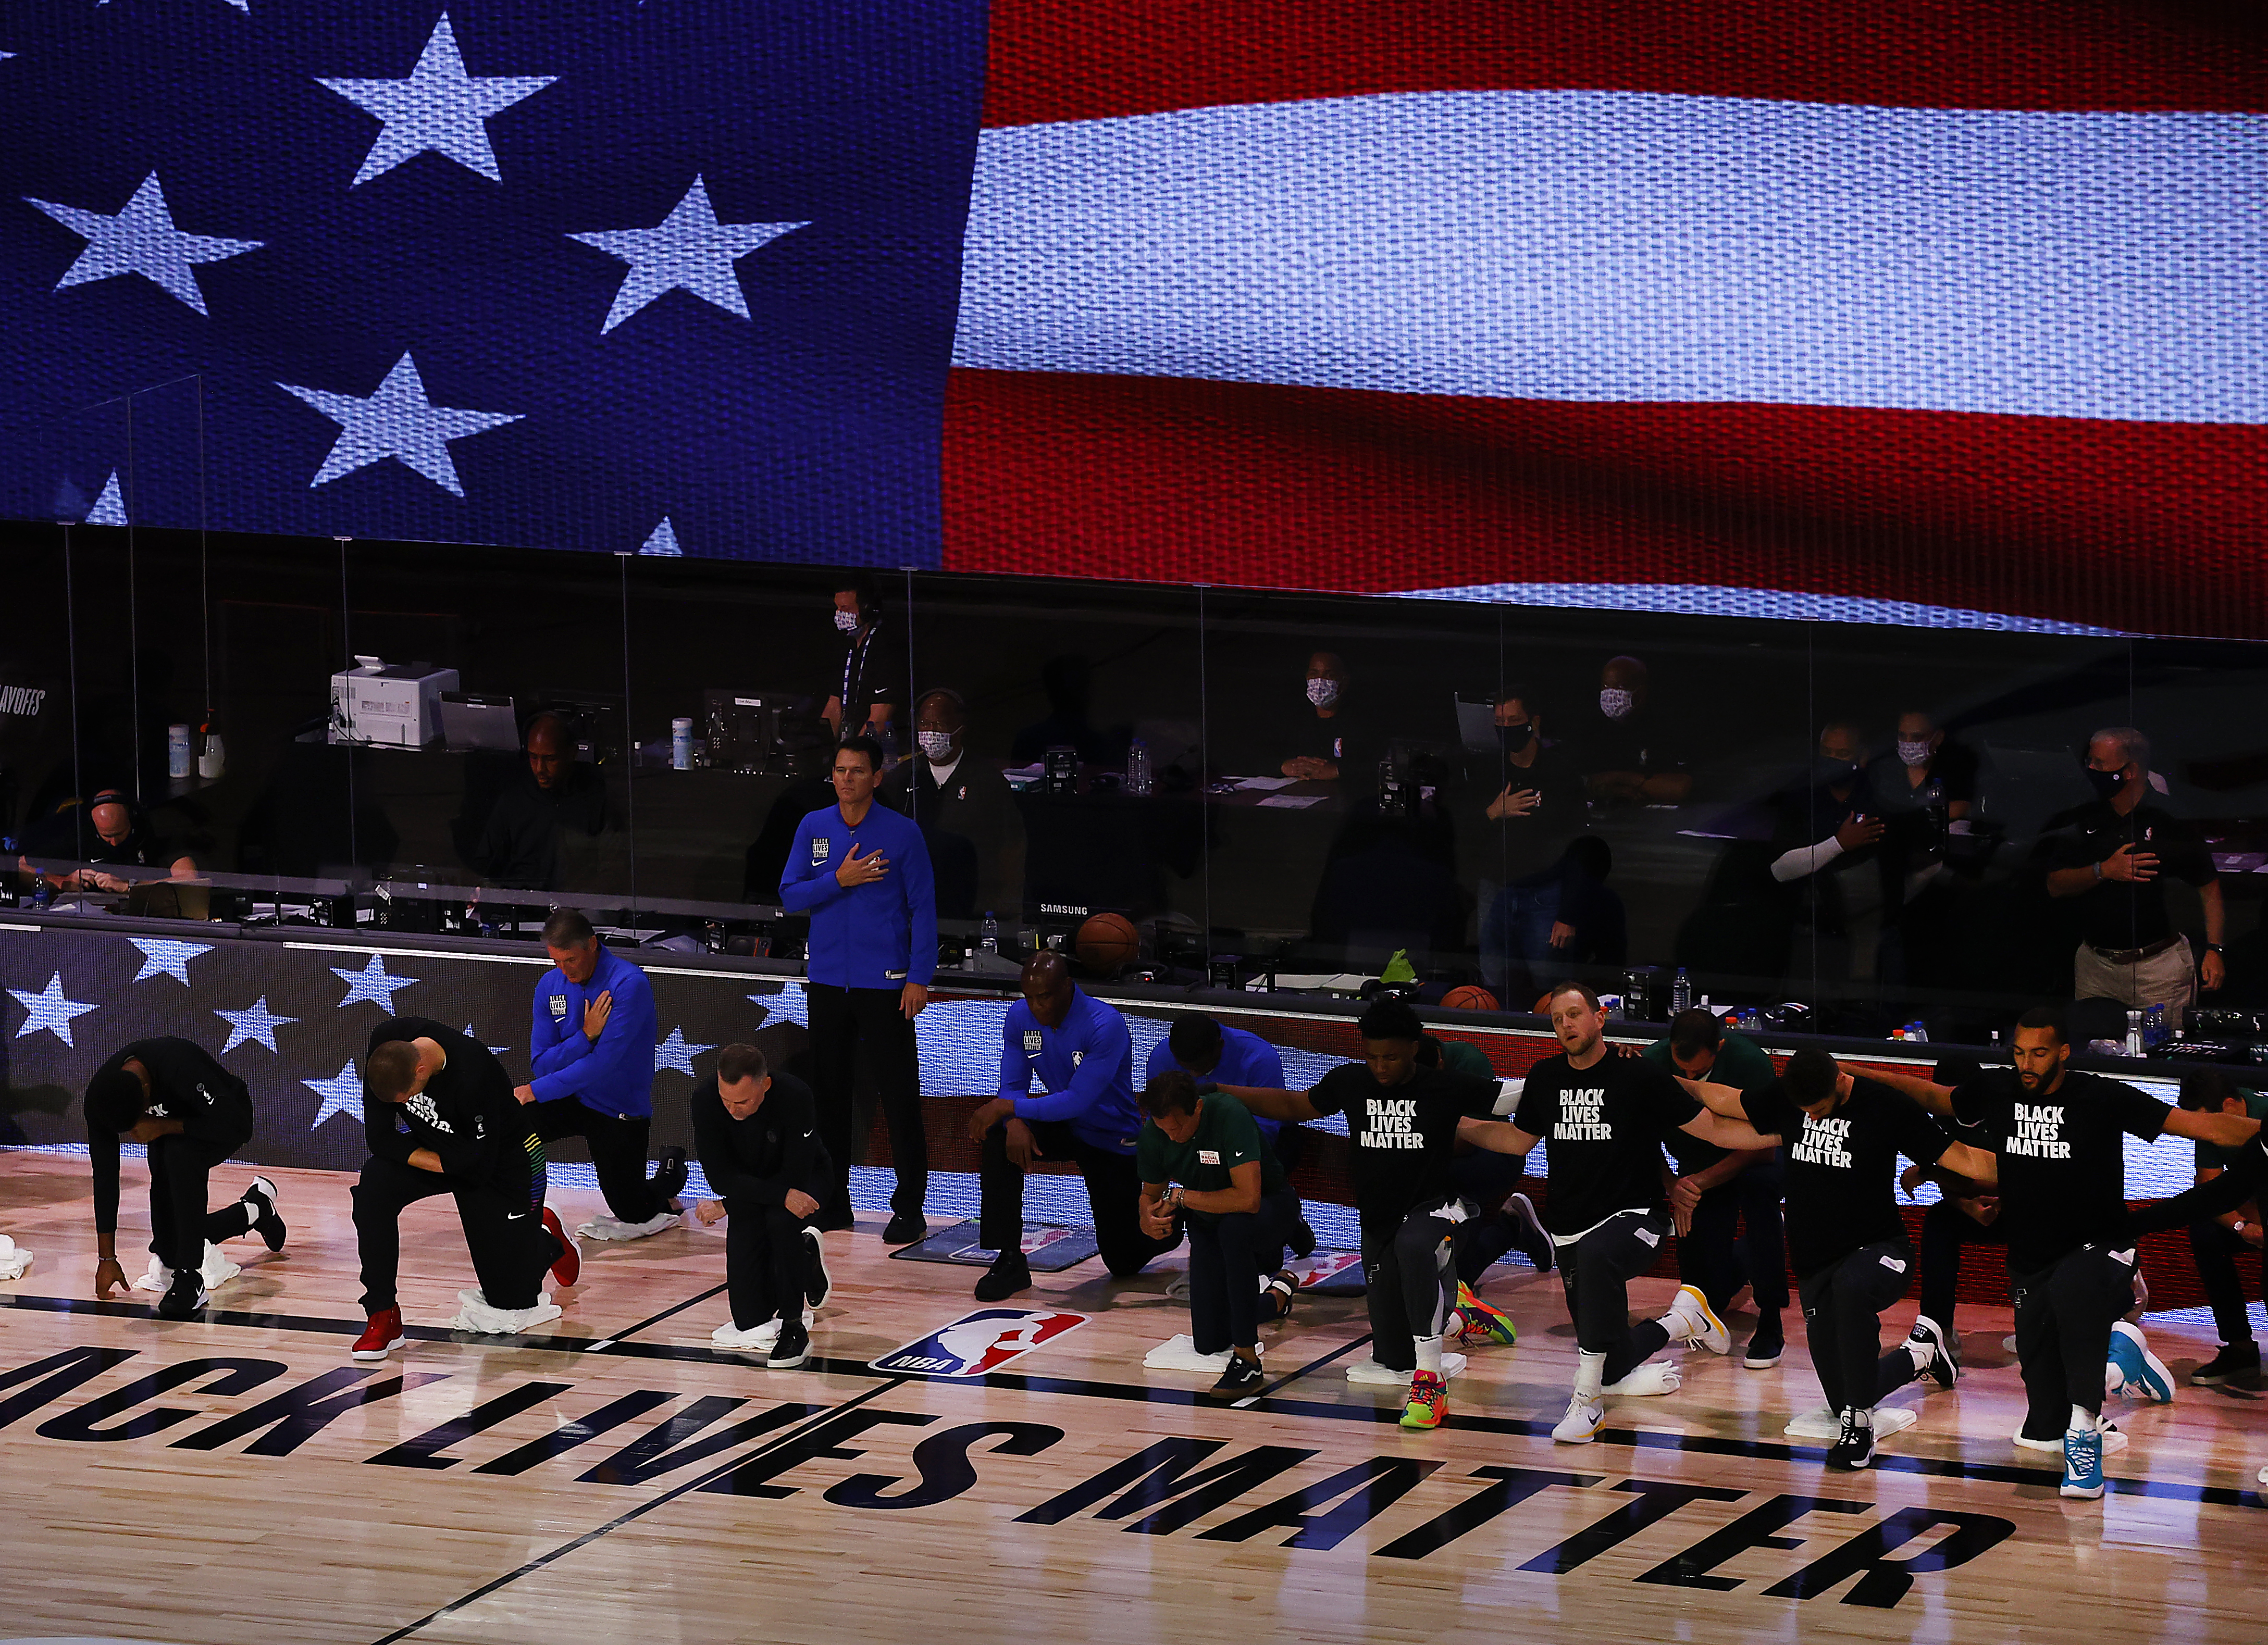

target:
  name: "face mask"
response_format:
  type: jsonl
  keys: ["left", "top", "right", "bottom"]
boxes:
{"left": 1813, "top": 755, "right": 1859, "bottom": 786}
{"left": 833, "top": 608, "right": 861, "bottom": 634}
{"left": 1497, "top": 723, "right": 1533, "bottom": 753}
{"left": 1897, "top": 738, "right": 1934, "bottom": 767}
{"left": 2083, "top": 765, "right": 2127, "bottom": 801}
{"left": 1306, "top": 678, "right": 1341, "bottom": 709}
{"left": 1598, "top": 688, "right": 1635, "bottom": 721}
{"left": 918, "top": 730, "right": 955, "bottom": 762}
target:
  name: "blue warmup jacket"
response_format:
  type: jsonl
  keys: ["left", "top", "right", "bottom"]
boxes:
{"left": 1145, "top": 1023, "right": 1288, "bottom": 1142}
{"left": 779, "top": 800, "right": 938, "bottom": 990}
{"left": 1000, "top": 986, "right": 1141, "bottom": 1154}
{"left": 529, "top": 944, "right": 660, "bottom": 1120}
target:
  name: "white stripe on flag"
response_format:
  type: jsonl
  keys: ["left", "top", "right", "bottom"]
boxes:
{"left": 953, "top": 91, "right": 2266, "bottom": 425}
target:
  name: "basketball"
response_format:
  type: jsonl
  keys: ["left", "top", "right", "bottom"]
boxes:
{"left": 1441, "top": 985, "right": 1499, "bottom": 1012}
{"left": 1074, "top": 912, "right": 1142, "bottom": 973}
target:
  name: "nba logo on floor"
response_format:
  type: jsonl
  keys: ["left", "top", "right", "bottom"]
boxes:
{"left": 870, "top": 1308, "right": 1088, "bottom": 1377}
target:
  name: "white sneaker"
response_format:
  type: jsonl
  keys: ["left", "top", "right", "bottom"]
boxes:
{"left": 448, "top": 1288, "right": 563, "bottom": 1335}
{"left": 1787, "top": 1405, "right": 1918, "bottom": 1440}
{"left": 1605, "top": 1361, "right": 1682, "bottom": 1397}
{"left": 711, "top": 1308, "right": 812, "bottom": 1352}
{"left": 1552, "top": 1393, "right": 1605, "bottom": 1443}
{"left": 2014, "top": 1417, "right": 2127, "bottom": 1454}
{"left": 1668, "top": 1284, "right": 1730, "bottom": 1355}
{"left": 132, "top": 1255, "right": 176, "bottom": 1293}
{"left": 0, "top": 1234, "right": 31, "bottom": 1280}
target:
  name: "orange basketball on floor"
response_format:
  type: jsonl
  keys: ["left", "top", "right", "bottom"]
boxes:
{"left": 1075, "top": 912, "right": 1142, "bottom": 972}
{"left": 1441, "top": 985, "right": 1499, "bottom": 1012}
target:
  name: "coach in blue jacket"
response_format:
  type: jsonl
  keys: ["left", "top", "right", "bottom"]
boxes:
{"left": 514, "top": 907, "right": 686, "bottom": 1238}
{"left": 962, "top": 951, "right": 1177, "bottom": 1300}
{"left": 779, "top": 734, "right": 938, "bottom": 1239}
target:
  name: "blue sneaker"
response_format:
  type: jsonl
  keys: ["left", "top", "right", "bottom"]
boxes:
{"left": 2061, "top": 1426, "right": 2105, "bottom": 1499}
{"left": 2107, "top": 1321, "right": 2175, "bottom": 1404}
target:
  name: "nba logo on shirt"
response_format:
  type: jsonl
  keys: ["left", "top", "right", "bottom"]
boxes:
{"left": 870, "top": 1308, "right": 1088, "bottom": 1377}
{"left": 812, "top": 838, "right": 831, "bottom": 863}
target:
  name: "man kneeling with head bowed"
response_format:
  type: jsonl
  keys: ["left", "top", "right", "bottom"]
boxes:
{"left": 692, "top": 1042, "right": 833, "bottom": 1369}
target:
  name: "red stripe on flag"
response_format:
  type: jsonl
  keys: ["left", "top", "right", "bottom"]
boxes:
{"left": 981, "top": 1, "right": 2268, "bottom": 127}
{"left": 940, "top": 369, "right": 2268, "bottom": 638}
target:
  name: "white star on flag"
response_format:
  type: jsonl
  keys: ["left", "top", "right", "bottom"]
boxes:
{"left": 277, "top": 353, "right": 523, "bottom": 498}
{"left": 747, "top": 986, "right": 809, "bottom": 1029}
{"left": 8, "top": 972, "right": 98, "bottom": 1046}
{"left": 638, "top": 517, "right": 683, "bottom": 556}
{"left": 568, "top": 176, "right": 807, "bottom": 333}
{"left": 330, "top": 953, "right": 419, "bottom": 1011}
{"left": 465, "top": 1023, "right": 512, "bottom": 1057}
{"left": 319, "top": 11, "right": 557, "bottom": 186}
{"left": 130, "top": 938, "right": 213, "bottom": 984}
{"left": 216, "top": 994, "right": 299, "bottom": 1053}
{"left": 653, "top": 1026, "right": 717, "bottom": 1077}
{"left": 85, "top": 470, "right": 129, "bottom": 524}
{"left": 304, "top": 1060, "right": 365, "bottom": 1128}
{"left": 23, "top": 172, "right": 262, "bottom": 316}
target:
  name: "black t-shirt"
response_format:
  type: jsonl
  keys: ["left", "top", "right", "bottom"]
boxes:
{"left": 362, "top": 1016, "right": 537, "bottom": 1202}
{"left": 1742, "top": 1075, "right": 1950, "bottom": 1277}
{"left": 1951, "top": 1068, "right": 2169, "bottom": 1272}
{"left": 837, "top": 622, "right": 908, "bottom": 726}
{"left": 690, "top": 1070, "right": 831, "bottom": 1207}
{"left": 1482, "top": 739, "right": 1583, "bottom": 879}
{"left": 24, "top": 807, "right": 166, "bottom": 868}
{"left": 2042, "top": 801, "right": 2215, "bottom": 951}
{"left": 1286, "top": 704, "right": 1383, "bottom": 779}
{"left": 1515, "top": 1051, "right": 1701, "bottom": 1237}
{"left": 1305, "top": 1063, "right": 1498, "bottom": 1233}
{"left": 1573, "top": 707, "right": 1686, "bottom": 783}
{"left": 86, "top": 1037, "right": 254, "bottom": 1234}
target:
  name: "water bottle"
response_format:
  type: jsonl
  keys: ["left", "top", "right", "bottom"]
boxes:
{"left": 981, "top": 911, "right": 999, "bottom": 955}
{"left": 197, "top": 719, "right": 226, "bottom": 780}
{"left": 2124, "top": 1010, "right": 2145, "bottom": 1058}
{"left": 1126, "top": 737, "right": 1153, "bottom": 797}
{"left": 1671, "top": 967, "right": 1691, "bottom": 1014}
{"left": 671, "top": 717, "right": 693, "bottom": 771}
{"left": 32, "top": 876, "right": 52, "bottom": 911}
{"left": 168, "top": 724, "right": 194, "bottom": 779}
{"left": 1906, "top": 1019, "right": 1928, "bottom": 1043}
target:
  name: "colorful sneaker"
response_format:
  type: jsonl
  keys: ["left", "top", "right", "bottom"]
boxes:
{"left": 353, "top": 1306, "right": 406, "bottom": 1361}
{"left": 1455, "top": 1282, "right": 1518, "bottom": 1347}
{"left": 1551, "top": 1392, "right": 1604, "bottom": 1444}
{"left": 1668, "top": 1284, "right": 1730, "bottom": 1355}
{"left": 2106, "top": 1320, "right": 2175, "bottom": 1404}
{"left": 542, "top": 1207, "right": 581, "bottom": 1288}
{"left": 1908, "top": 1315, "right": 1960, "bottom": 1391}
{"left": 1400, "top": 1370, "right": 1447, "bottom": 1430}
{"left": 2061, "top": 1425, "right": 2105, "bottom": 1499}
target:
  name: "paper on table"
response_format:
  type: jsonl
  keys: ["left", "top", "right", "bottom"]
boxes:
{"left": 1233, "top": 775, "right": 1297, "bottom": 791}
{"left": 1257, "top": 793, "right": 1325, "bottom": 809}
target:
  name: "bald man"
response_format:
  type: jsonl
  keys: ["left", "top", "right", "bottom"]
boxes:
{"left": 19, "top": 789, "right": 194, "bottom": 894}
{"left": 472, "top": 712, "right": 606, "bottom": 891}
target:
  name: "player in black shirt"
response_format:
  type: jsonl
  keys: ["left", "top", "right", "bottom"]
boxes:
{"left": 1691, "top": 1049, "right": 1997, "bottom": 1469}
{"left": 691, "top": 1042, "right": 834, "bottom": 1369}
{"left": 1500, "top": 982, "right": 1779, "bottom": 1444}
{"left": 84, "top": 1037, "right": 286, "bottom": 1319}
{"left": 1219, "top": 998, "right": 1533, "bottom": 1431}
{"left": 350, "top": 1016, "right": 579, "bottom": 1358}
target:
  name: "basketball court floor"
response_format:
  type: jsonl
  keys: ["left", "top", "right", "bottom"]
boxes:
{"left": 2, "top": 1152, "right": 2262, "bottom": 1644}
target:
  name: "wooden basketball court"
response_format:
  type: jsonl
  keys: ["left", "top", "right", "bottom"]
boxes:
{"left": 2, "top": 1152, "right": 2262, "bottom": 1644}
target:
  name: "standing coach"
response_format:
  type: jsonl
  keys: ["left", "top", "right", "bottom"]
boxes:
{"left": 780, "top": 734, "right": 937, "bottom": 1242}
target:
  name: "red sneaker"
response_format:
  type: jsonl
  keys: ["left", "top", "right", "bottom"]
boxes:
{"left": 542, "top": 1207, "right": 581, "bottom": 1288}
{"left": 352, "top": 1306, "right": 405, "bottom": 1361}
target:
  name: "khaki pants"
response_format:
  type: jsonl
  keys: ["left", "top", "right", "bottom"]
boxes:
{"left": 2072, "top": 934, "right": 2196, "bottom": 1030}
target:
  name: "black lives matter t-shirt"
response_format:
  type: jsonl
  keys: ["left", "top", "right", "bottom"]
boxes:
{"left": 1306, "top": 1063, "right": 1499, "bottom": 1233}
{"left": 1742, "top": 1076, "right": 1951, "bottom": 1277}
{"left": 1951, "top": 1068, "right": 2168, "bottom": 1273}
{"left": 1515, "top": 1052, "right": 1700, "bottom": 1238}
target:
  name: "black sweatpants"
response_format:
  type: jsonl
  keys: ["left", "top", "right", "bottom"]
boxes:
{"left": 144, "top": 1132, "right": 255, "bottom": 1271}
{"left": 1448, "top": 1146, "right": 1529, "bottom": 1285}
{"left": 2186, "top": 1219, "right": 2261, "bottom": 1348}
{"left": 978, "top": 1117, "right": 1176, "bottom": 1277}
{"left": 726, "top": 1199, "right": 819, "bottom": 1330}
{"left": 808, "top": 983, "right": 927, "bottom": 1224}
{"left": 353, "top": 1156, "right": 563, "bottom": 1314}
{"left": 531, "top": 1101, "right": 682, "bottom": 1224}
{"left": 1917, "top": 1198, "right": 2006, "bottom": 1328}
{"left": 1559, "top": 1210, "right": 1674, "bottom": 1385}
{"left": 1796, "top": 1242, "right": 1922, "bottom": 1415}
{"left": 1677, "top": 1157, "right": 1789, "bottom": 1316}
{"left": 1187, "top": 1187, "right": 1300, "bottom": 1355}
{"left": 1362, "top": 1194, "right": 1469, "bottom": 1375}
{"left": 2010, "top": 1244, "right": 2137, "bottom": 1437}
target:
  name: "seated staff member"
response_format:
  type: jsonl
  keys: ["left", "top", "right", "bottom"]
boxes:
{"left": 691, "top": 1043, "right": 831, "bottom": 1370}
{"left": 19, "top": 788, "right": 196, "bottom": 894}
{"left": 1690, "top": 1050, "right": 1988, "bottom": 1470}
{"left": 1147, "top": 1012, "right": 1318, "bottom": 1257}
{"left": 84, "top": 1038, "right": 286, "bottom": 1319}
{"left": 1644, "top": 1008, "right": 1788, "bottom": 1369}
{"left": 516, "top": 908, "right": 685, "bottom": 1240}
{"left": 351, "top": 1017, "right": 581, "bottom": 1357}
{"left": 2175, "top": 1069, "right": 2267, "bottom": 1385}
{"left": 965, "top": 953, "right": 1175, "bottom": 1300}
{"left": 1217, "top": 998, "right": 1533, "bottom": 1434}
{"left": 1135, "top": 1069, "right": 1303, "bottom": 1402}
{"left": 1508, "top": 982, "right": 1781, "bottom": 1445}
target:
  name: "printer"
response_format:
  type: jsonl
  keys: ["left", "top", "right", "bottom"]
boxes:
{"left": 330, "top": 656, "right": 459, "bottom": 748}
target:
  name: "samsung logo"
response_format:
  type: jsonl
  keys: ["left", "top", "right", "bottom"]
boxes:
{"left": 1040, "top": 903, "right": 1087, "bottom": 917}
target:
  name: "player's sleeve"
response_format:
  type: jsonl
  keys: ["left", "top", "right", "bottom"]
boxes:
{"left": 1949, "top": 1077, "right": 1992, "bottom": 1131}
{"left": 2128, "top": 1138, "right": 2265, "bottom": 1237}
{"left": 85, "top": 1105, "right": 121, "bottom": 1235}
{"left": 1738, "top": 1085, "right": 1791, "bottom": 1141}
{"left": 1887, "top": 1092, "right": 1956, "bottom": 1164}
{"left": 1248, "top": 1037, "right": 1286, "bottom": 1089}
{"left": 997, "top": 1014, "right": 1034, "bottom": 1099}
{"left": 777, "top": 818, "right": 847, "bottom": 912}
{"left": 534, "top": 967, "right": 654, "bottom": 1105}
{"left": 1135, "top": 1124, "right": 1164, "bottom": 1186}
{"left": 1304, "top": 1067, "right": 1353, "bottom": 1119}
{"left": 1510, "top": 1074, "right": 1555, "bottom": 1138}
{"left": 2115, "top": 1084, "right": 2172, "bottom": 1143}
{"left": 1014, "top": 1013, "right": 1131, "bottom": 1123}
{"left": 1218, "top": 1098, "right": 1263, "bottom": 1168}
{"left": 1642, "top": 1060, "right": 1703, "bottom": 1126}
{"left": 528, "top": 983, "right": 591, "bottom": 1082}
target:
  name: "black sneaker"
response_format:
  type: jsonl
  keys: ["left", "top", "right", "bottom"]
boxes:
{"left": 1742, "top": 1313, "right": 1784, "bottom": 1369}
{"left": 1209, "top": 1352, "right": 1266, "bottom": 1402}
{"left": 803, "top": 1226, "right": 832, "bottom": 1307}
{"left": 974, "top": 1250, "right": 1032, "bottom": 1302}
{"left": 2192, "top": 1341, "right": 2261, "bottom": 1386}
{"left": 652, "top": 1146, "right": 690, "bottom": 1203}
{"left": 1287, "top": 1216, "right": 1319, "bottom": 1260}
{"left": 882, "top": 1211, "right": 928, "bottom": 1247}
{"left": 1908, "top": 1315, "right": 1960, "bottom": 1391}
{"left": 766, "top": 1314, "right": 810, "bottom": 1370}
{"left": 1506, "top": 1192, "right": 1554, "bottom": 1273}
{"left": 244, "top": 1176, "right": 287, "bottom": 1252}
{"left": 1825, "top": 1410, "right": 1875, "bottom": 1471}
{"left": 156, "top": 1272, "right": 207, "bottom": 1321}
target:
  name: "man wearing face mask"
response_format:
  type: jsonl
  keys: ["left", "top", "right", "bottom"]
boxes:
{"left": 1771, "top": 721, "right": 1888, "bottom": 989}
{"left": 2043, "top": 727, "right": 2223, "bottom": 1027}
{"left": 1579, "top": 655, "right": 1691, "bottom": 806}
{"left": 821, "top": 573, "right": 906, "bottom": 753}
{"left": 1478, "top": 685, "right": 1587, "bottom": 996}
{"left": 882, "top": 687, "right": 1025, "bottom": 924}
{"left": 1862, "top": 710, "right": 1976, "bottom": 990}
{"left": 1282, "top": 651, "right": 1370, "bottom": 783}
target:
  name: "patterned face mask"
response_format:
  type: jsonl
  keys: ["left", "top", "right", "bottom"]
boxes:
{"left": 833, "top": 607, "right": 861, "bottom": 633}
{"left": 1598, "top": 687, "right": 1635, "bottom": 721}
{"left": 1306, "top": 677, "right": 1342, "bottom": 708}
{"left": 1898, "top": 738, "right": 1935, "bottom": 767}
{"left": 918, "top": 730, "right": 955, "bottom": 761}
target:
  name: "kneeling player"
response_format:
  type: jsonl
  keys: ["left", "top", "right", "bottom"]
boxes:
{"left": 85, "top": 1037, "right": 286, "bottom": 1318}
{"left": 691, "top": 1042, "right": 832, "bottom": 1369}
{"left": 351, "top": 1017, "right": 579, "bottom": 1356}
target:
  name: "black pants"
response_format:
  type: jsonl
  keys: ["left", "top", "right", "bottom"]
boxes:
{"left": 1449, "top": 1146, "right": 1530, "bottom": 1285}
{"left": 1362, "top": 1195, "right": 1469, "bottom": 1374}
{"left": 352, "top": 1156, "right": 563, "bottom": 1314}
{"left": 145, "top": 1132, "right": 254, "bottom": 1271}
{"left": 531, "top": 1101, "right": 680, "bottom": 1224}
{"left": 1797, "top": 1242, "right": 1922, "bottom": 1414}
{"left": 1187, "top": 1187, "right": 1300, "bottom": 1354}
{"left": 808, "top": 983, "right": 927, "bottom": 1223}
{"left": 2186, "top": 1219, "right": 2261, "bottom": 1348}
{"left": 1917, "top": 1198, "right": 2007, "bottom": 1327}
{"left": 725, "top": 1198, "right": 819, "bottom": 1329}
{"left": 978, "top": 1117, "right": 1176, "bottom": 1277}
{"left": 1676, "top": 1157, "right": 1789, "bottom": 1315}
{"left": 1560, "top": 1211, "right": 1674, "bottom": 1385}
{"left": 2009, "top": 1244, "right": 2136, "bottom": 1436}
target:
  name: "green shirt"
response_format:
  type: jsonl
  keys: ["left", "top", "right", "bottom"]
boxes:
{"left": 1136, "top": 1092, "right": 1286, "bottom": 1220}
{"left": 2196, "top": 1089, "right": 2268, "bottom": 1172}
{"left": 1644, "top": 1029, "right": 1777, "bottom": 1171}
{"left": 1435, "top": 1038, "right": 1495, "bottom": 1081}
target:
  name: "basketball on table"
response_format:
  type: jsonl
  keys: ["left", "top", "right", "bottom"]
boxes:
{"left": 1441, "top": 985, "right": 1499, "bottom": 1012}
{"left": 1075, "top": 912, "right": 1142, "bottom": 973}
